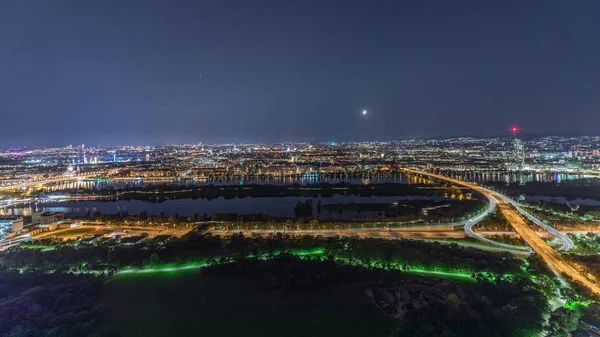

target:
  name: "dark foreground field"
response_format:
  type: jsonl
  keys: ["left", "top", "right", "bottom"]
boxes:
{"left": 104, "top": 271, "right": 394, "bottom": 337}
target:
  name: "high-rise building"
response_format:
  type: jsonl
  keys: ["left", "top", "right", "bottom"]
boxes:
{"left": 512, "top": 137, "right": 525, "bottom": 169}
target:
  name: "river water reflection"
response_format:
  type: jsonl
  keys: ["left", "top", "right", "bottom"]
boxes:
{"left": 446, "top": 171, "right": 593, "bottom": 184}
{"left": 7, "top": 172, "right": 593, "bottom": 218}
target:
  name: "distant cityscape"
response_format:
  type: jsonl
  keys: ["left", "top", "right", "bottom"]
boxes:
{"left": 1, "top": 134, "right": 600, "bottom": 190}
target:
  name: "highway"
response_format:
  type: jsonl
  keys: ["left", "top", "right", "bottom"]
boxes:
{"left": 492, "top": 191, "right": 574, "bottom": 251}
{"left": 402, "top": 168, "right": 573, "bottom": 250}
{"left": 212, "top": 228, "right": 468, "bottom": 238}
{"left": 402, "top": 168, "right": 600, "bottom": 296}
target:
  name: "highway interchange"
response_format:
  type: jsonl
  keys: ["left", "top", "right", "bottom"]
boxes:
{"left": 401, "top": 168, "right": 600, "bottom": 296}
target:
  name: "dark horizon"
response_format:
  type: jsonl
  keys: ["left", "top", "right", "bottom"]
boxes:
{"left": 2, "top": 0, "right": 599, "bottom": 147}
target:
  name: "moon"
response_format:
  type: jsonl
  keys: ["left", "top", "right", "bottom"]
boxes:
{"left": 362, "top": 110, "right": 367, "bottom": 115}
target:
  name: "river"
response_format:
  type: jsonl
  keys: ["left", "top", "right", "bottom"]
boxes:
{"left": 0, "top": 195, "right": 450, "bottom": 218}
{"left": 446, "top": 171, "right": 593, "bottom": 184}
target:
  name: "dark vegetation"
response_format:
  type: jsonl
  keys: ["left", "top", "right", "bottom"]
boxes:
{"left": 564, "top": 253, "right": 600, "bottom": 285}
{"left": 485, "top": 234, "right": 526, "bottom": 246}
{"left": 544, "top": 301, "right": 600, "bottom": 337}
{"left": 476, "top": 208, "right": 512, "bottom": 231}
{"left": 389, "top": 277, "right": 546, "bottom": 337}
{"left": 527, "top": 200, "right": 600, "bottom": 218}
{"left": 105, "top": 271, "right": 393, "bottom": 337}
{"left": 520, "top": 201, "right": 600, "bottom": 230}
{"left": 568, "top": 234, "right": 600, "bottom": 255}
{"left": 205, "top": 254, "right": 549, "bottom": 337}
{"left": 0, "top": 271, "right": 118, "bottom": 337}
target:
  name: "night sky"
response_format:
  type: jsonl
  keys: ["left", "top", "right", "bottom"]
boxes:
{"left": 1, "top": 1, "right": 599, "bottom": 147}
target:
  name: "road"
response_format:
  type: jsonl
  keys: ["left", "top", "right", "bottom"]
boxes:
{"left": 211, "top": 228, "right": 530, "bottom": 255}
{"left": 212, "top": 228, "right": 467, "bottom": 238}
{"left": 402, "top": 168, "right": 600, "bottom": 296}
{"left": 493, "top": 192, "right": 574, "bottom": 250}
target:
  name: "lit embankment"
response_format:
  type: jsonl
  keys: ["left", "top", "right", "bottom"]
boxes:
{"left": 114, "top": 248, "right": 508, "bottom": 283}
{"left": 116, "top": 248, "right": 326, "bottom": 276}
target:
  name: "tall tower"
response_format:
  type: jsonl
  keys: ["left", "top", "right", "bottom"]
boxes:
{"left": 511, "top": 127, "right": 525, "bottom": 169}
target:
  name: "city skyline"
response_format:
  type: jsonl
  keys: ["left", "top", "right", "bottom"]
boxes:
{"left": 2, "top": 129, "right": 600, "bottom": 149}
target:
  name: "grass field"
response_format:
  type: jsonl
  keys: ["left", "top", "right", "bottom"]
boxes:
{"left": 53, "top": 227, "right": 98, "bottom": 238}
{"left": 33, "top": 226, "right": 98, "bottom": 239}
{"left": 104, "top": 271, "right": 394, "bottom": 337}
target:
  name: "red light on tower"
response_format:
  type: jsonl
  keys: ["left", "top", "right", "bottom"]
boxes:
{"left": 511, "top": 127, "right": 518, "bottom": 137}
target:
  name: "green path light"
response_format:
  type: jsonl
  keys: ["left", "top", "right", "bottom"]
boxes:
{"left": 117, "top": 262, "right": 209, "bottom": 275}
{"left": 112, "top": 247, "right": 516, "bottom": 284}
{"left": 404, "top": 269, "right": 474, "bottom": 281}
{"left": 115, "top": 249, "right": 326, "bottom": 277}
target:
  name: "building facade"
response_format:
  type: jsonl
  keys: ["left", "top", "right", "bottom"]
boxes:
{"left": 0, "top": 217, "right": 24, "bottom": 237}
{"left": 32, "top": 212, "right": 65, "bottom": 225}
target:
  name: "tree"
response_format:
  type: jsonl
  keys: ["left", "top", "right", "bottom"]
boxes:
{"left": 92, "top": 210, "right": 102, "bottom": 220}
{"left": 294, "top": 201, "right": 307, "bottom": 218}
{"left": 585, "top": 211, "right": 600, "bottom": 220}
{"left": 546, "top": 307, "right": 581, "bottom": 336}
{"left": 149, "top": 253, "right": 160, "bottom": 266}
{"left": 586, "top": 302, "right": 600, "bottom": 317}
{"left": 445, "top": 293, "right": 460, "bottom": 310}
